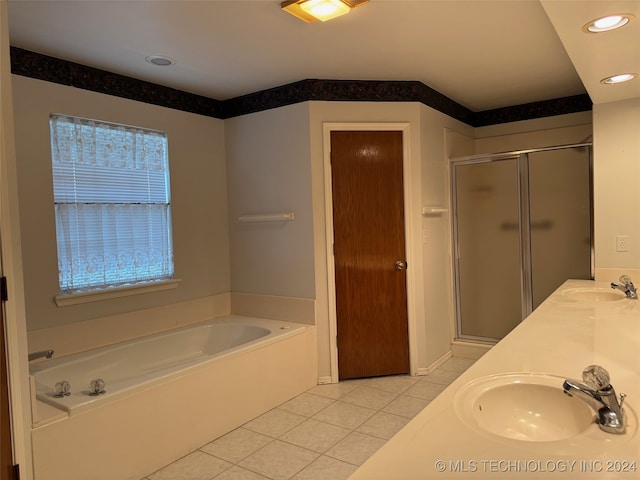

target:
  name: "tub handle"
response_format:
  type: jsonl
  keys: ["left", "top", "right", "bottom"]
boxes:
{"left": 88, "top": 379, "right": 106, "bottom": 396}
{"left": 53, "top": 380, "right": 71, "bottom": 398}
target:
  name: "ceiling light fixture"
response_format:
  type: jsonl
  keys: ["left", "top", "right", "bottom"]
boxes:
{"left": 145, "top": 55, "right": 176, "bottom": 67}
{"left": 582, "top": 14, "right": 634, "bottom": 33}
{"left": 600, "top": 73, "right": 638, "bottom": 84}
{"left": 281, "top": 0, "right": 368, "bottom": 23}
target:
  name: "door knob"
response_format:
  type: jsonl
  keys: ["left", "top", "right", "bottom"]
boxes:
{"left": 394, "top": 261, "right": 407, "bottom": 271}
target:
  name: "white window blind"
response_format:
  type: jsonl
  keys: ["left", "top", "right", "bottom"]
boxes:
{"left": 50, "top": 114, "right": 174, "bottom": 295}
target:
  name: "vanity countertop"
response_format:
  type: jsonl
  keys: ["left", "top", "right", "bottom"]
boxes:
{"left": 348, "top": 280, "right": 640, "bottom": 479}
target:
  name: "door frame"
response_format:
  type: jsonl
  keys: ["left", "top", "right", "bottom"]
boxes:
{"left": 323, "top": 122, "right": 418, "bottom": 382}
{"left": 2, "top": 2, "right": 34, "bottom": 475}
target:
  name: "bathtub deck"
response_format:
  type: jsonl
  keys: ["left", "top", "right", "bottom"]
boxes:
{"left": 31, "top": 322, "right": 318, "bottom": 480}
{"left": 140, "top": 357, "right": 476, "bottom": 480}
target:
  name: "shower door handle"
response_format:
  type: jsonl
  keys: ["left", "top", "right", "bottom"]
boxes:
{"left": 394, "top": 261, "right": 407, "bottom": 271}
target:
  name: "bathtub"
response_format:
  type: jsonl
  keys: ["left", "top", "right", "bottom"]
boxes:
{"left": 30, "top": 315, "right": 303, "bottom": 415}
{"left": 31, "top": 314, "right": 317, "bottom": 480}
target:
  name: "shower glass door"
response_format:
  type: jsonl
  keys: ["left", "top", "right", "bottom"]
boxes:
{"left": 453, "top": 156, "right": 523, "bottom": 340}
{"left": 452, "top": 144, "right": 592, "bottom": 342}
{"left": 529, "top": 148, "right": 592, "bottom": 308}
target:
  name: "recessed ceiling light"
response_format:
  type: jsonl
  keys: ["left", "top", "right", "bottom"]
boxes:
{"left": 582, "top": 14, "right": 634, "bottom": 33}
{"left": 600, "top": 73, "right": 638, "bottom": 84}
{"left": 145, "top": 55, "right": 176, "bottom": 67}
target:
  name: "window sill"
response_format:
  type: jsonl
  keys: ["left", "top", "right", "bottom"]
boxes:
{"left": 54, "top": 279, "right": 182, "bottom": 307}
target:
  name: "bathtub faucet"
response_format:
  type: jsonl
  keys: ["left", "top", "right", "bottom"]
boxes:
{"left": 28, "top": 349, "right": 54, "bottom": 362}
{"left": 562, "top": 365, "right": 626, "bottom": 434}
{"left": 611, "top": 275, "right": 638, "bottom": 299}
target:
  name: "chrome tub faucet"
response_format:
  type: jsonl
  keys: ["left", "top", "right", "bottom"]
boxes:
{"left": 28, "top": 349, "right": 54, "bottom": 362}
{"left": 611, "top": 275, "right": 638, "bottom": 299}
{"left": 563, "top": 365, "right": 626, "bottom": 434}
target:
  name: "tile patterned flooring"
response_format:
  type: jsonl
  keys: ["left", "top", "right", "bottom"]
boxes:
{"left": 142, "top": 357, "right": 476, "bottom": 480}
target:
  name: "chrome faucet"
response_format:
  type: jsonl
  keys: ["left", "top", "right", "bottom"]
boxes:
{"left": 611, "top": 275, "right": 638, "bottom": 299}
{"left": 28, "top": 349, "right": 54, "bottom": 362}
{"left": 563, "top": 365, "right": 626, "bottom": 434}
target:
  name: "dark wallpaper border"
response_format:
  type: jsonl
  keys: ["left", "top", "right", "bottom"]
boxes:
{"left": 10, "top": 47, "right": 591, "bottom": 127}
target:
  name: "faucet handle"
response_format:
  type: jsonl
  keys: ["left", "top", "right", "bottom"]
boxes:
{"left": 620, "top": 275, "right": 633, "bottom": 285}
{"left": 582, "top": 365, "right": 611, "bottom": 390}
{"left": 53, "top": 380, "right": 71, "bottom": 397}
{"left": 619, "top": 392, "right": 627, "bottom": 409}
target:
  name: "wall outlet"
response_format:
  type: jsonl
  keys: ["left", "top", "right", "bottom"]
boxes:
{"left": 616, "top": 235, "right": 629, "bottom": 252}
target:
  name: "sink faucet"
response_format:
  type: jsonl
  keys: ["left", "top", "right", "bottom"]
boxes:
{"left": 563, "top": 365, "right": 626, "bottom": 434}
{"left": 28, "top": 349, "right": 54, "bottom": 362}
{"left": 611, "top": 275, "right": 638, "bottom": 299}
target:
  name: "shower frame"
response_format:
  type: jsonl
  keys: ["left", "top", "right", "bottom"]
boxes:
{"left": 450, "top": 142, "right": 594, "bottom": 344}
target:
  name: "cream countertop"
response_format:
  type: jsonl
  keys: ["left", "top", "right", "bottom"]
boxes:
{"left": 348, "top": 280, "right": 640, "bottom": 479}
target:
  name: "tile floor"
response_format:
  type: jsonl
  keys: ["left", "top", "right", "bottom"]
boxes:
{"left": 142, "top": 357, "right": 476, "bottom": 480}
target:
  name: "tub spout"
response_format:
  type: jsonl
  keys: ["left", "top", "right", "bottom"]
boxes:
{"left": 28, "top": 349, "right": 54, "bottom": 362}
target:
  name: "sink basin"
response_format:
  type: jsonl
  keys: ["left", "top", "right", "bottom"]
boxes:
{"left": 455, "top": 373, "right": 594, "bottom": 442}
{"left": 561, "top": 287, "right": 626, "bottom": 302}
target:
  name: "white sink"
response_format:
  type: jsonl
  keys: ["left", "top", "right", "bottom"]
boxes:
{"left": 455, "top": 373, "right": 593, "bottom": 442}
{"left": 458, "top": 374, "right": 595, "bottom": 442}
{"left": 455, "top": 373, "right": 638, "bottom": 454}
{"left": 561, "top": 287, "right": 627, "bottom": 302}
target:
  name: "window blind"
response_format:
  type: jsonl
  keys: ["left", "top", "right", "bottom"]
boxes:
{"left": 50, "top": 114, "right": 174, "bottom": 294}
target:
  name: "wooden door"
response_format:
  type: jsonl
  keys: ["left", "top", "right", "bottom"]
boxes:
{"left": 331, "top": 130, "right": 410, "bottom": 380}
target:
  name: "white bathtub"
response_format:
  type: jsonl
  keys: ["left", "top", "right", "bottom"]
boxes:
{"left": 31, "top": 315, "right": 317, "bottom": 480}
{"left": 30, "top": 315, "right": 302, "bottom": 415}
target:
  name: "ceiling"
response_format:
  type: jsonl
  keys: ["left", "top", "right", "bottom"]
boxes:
{"left": 6, "top": 1, "right": 639, "bottom": 112}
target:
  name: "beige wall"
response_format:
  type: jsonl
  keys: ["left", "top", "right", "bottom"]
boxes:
{"left": 475, "top": 111, "right": 592, "bottom": 152}
{"left": 593, "top": 98, "right": 640, "bottom": 277}
{"left": 225, "top": 103, "right": 315, "bottom": 299}
{"left": 11, "top": 76, "right": 230, "bottom": 333}
{"left": 10, "top": 71, "right": 603, "bottom": 382}
{"left": 419, "top": 106, "right": 475, "bottom": 368}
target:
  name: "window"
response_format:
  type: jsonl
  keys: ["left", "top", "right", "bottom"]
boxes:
{"left": 50, "top": 114, "right": 174, "bottom": 297}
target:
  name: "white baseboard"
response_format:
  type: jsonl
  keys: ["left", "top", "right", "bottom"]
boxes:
{"left": 451, "top": 340, "right": 493, "bottom": 359}
{"left": 317, "top": 376, "right": 334, "bottom": 385}
{"left": 416, "top": 350, "right": 453, "bottom": 376}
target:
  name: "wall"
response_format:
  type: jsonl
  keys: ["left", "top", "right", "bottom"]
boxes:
{"left": 11, "top": 76, "right": 230, "bottom": 338}
{"left": 593, "top": 98, "right": 640, "bottom": 280}
{"left": 11, "top": 71, "right": 599, "bottom": 378}
{"left": 419, "top": 106, "right": 475, "bottom": 368}
{"left": 474, "top": 111, "right": 592, "bottom": 152}
{"left": 225, "top": 103, "right": 315, "bottom": 299}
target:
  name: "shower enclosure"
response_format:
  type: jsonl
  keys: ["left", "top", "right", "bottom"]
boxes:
{"left": 451, "top": 143, "right": 592, "bottom": 342}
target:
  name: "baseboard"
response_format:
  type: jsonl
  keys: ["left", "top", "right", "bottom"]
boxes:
{"left": 416, "top": 350, "right": 453, "bottom": 376}
{"left": 451, "top": 340, "right": 493, "bottom": 360}
{"left": 317, "top": 376, "right": 333, "bottom": 385}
